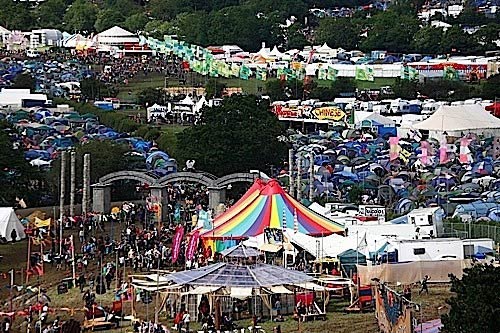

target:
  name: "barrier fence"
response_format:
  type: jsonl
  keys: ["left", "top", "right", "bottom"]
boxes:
{"left": 443, "top": 223, "right": 500, "bottom": 244}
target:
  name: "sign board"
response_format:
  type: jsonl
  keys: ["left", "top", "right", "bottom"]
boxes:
{"left": 359, "top": 205, "right": 386, "bottom": 223}
{"left": 273, "top": 105, "right": 301, "bottom": 118}
{"left": 312, "top": 107, "right": 345, "bottom": 121}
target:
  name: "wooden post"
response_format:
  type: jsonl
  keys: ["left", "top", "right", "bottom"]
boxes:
{"left": 26, "top": 237, "right": 31, "bottom": 285}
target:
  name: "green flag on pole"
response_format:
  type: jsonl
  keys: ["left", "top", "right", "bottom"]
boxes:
{"left": 443, "top": 66, "right": 459, "bottom": 80}
{"left": 326, "top": 67, "right": 338, "bottom": 81}
{"left": 355, "top": 66, "right": 375, "bottom": 81}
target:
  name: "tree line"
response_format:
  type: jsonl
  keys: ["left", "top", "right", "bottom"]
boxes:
{"left": 0, "top": 0, "right": 498, "bottom": 55}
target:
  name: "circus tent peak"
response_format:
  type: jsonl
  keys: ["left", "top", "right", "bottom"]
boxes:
{"left": 201, "top": 178, "right": 344, "bottom": 239}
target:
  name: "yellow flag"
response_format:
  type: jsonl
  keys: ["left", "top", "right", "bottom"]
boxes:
{"left": 34, "top": 217, "right": 51, "bottom": 228}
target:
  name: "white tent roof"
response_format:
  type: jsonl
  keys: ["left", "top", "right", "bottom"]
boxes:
{"left": 0, "top": 26, "right": 11, "bottom": 34}
{"left": 147, "top": 103, "right": 167, "bottom": 112}
{"left": 355, "top": 111, "right": 395, "bottom": 126}
{"left": 179, "top": 96, "right": 194, "bottom": 106}
{"left": 0, "top": 208, "right": 26, "bottom": 242}
{"left": 413, "top": 105, "right": 500, "bottom": 134}
{"left": 94, "top": 26, "right": 139, "bottom": 44}
{"left": 269, "top": 46, "right": 284, "bottom": 58}
{"left": 316, "top": 43, "right": 334, "bottom": 53}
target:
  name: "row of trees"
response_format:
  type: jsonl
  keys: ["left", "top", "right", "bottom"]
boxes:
{"left": 0, "top": 0, "right": 498, "bottom": 54}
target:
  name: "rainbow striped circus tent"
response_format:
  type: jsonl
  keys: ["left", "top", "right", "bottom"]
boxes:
{"left": 200, "top": 178, "right": 344, "bottom": 241}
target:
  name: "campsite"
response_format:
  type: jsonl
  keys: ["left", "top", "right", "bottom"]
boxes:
{"left": 0, "top": 0, "right": 500, "bottom": 331}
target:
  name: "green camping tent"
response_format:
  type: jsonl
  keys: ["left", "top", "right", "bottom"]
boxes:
{"left": 338, "top": 249, "right": 367, "bottom": 276}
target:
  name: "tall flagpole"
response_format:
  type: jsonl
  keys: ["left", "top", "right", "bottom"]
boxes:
{"left": 71, "top": 235, "right": 76, "bottom": 287}
{"left": 26, "top": 237, "right": 31, "bottom": 285}
{"left": 59, "top": 151, "right": 67, "bottom": 255}
{"left": 309, "top": 153, "right": 314, "bottom": 202}
{"left": 296, "top": 156, "right": 302, "bottom": 201}
{"left": 289, "top": 149, "right": 295, "bottom": 197}
{"left": 70, "top": 151, "right": 76, "bottom": 218}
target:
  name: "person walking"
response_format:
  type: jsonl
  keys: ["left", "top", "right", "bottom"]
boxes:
{"left": 419, "top": 275, "right": 430, "bottom": 295}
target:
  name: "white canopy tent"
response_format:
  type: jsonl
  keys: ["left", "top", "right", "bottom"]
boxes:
{"left": 413, "top": 104, "right": 500, "bottom": 139}
{"left": 0, "top": 208, "right": 26, "bottom": 242}
{"left": 93, "top": 26, "right": 139, "bottom": 47}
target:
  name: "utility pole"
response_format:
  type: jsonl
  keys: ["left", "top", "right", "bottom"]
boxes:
{"left": 289, "top": 149, "right": 295, "bottom": 197}
{"left": 70, "top": 151, "right": 76, "bottom": 217}
{"left": 309, "top": 153, "right": 314, "bottom": 202}
{"left": 59, "top": 151, "right": 67, "bottom": 255}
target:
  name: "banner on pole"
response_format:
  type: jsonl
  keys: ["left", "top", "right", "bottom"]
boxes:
{"left": 172, "top": 226, "right": 185, "bottom": 263}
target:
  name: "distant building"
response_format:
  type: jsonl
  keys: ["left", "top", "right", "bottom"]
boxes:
{"left": 0, "top": 88, "right": 48, "bottom": 109}
{"left": 28, "top": 29, "right": 63, "bottom": 49}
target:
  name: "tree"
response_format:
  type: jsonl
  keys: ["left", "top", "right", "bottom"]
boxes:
{"left": 205, "top": 79, "right": 226, "bottom": 98}
{"left": 137, "top": 87, "right": 164, "bottom": 106}
{"left": 47, "top": 141, "right": 134, "bottom": 195}
{"left": 286, "top": 23, "right": 309, "bottom": 50}
{"left": 315, "top": 17, "right": 360, "bottom": 50}
{"left": 149, "top": 0, "right": 189, "bottom": 21}
{"left": 12, "top": 74, "right": 35, "bottom": 91}
{"left": 94, "top": 9, "right": 125, "bottom": 32}
{"left": 0, "top": 121, "right": 43, "bottom": 206}
{"left": 80, "top": 78, "right": 115, "bottom": 100}
{"left": 411, "top": 26, "right": 444, "bottom": 54}
{"left": 440, "top": 25, "right": 478, "bottom": 55}
{"left": 176, "top": 95, "right": 287, "bottom": 176}
{"left": 392, "top": 78, "right": 419, "bottom": 99}
{"left": 441, "top": 264, "right": 500, "bottom": 333}
{"left": 36, "top": 0, "right": 67, "bottom": 29}
{"left": 361, "top": 11, "right": 420, "bottom": 53}
{"left": 474, "top": 23, "right": 500, "bottom": 53}
{"left": 144, "top": 20, "right": 176, "bottom": 39}
{"left": 481, "top": 74, "right": 500, "bottom": 100}
{"left": 123, "top": 13, "right": 149, "bottom": 33}
{"left": 0, "top": 0, "right": 34, "bottom": 30}
{"left": 64, "top": 0, "right": 98, "bottom": 33}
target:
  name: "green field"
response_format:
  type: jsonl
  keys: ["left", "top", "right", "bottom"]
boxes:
{"left": 116, "top": 72, "right": 395, "bottom": 103}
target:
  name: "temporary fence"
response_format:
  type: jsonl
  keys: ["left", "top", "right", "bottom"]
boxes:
{"left": 356, "top": 260, "right": 472, "bottom": 285}
{"left": 443, "top": 222, "right": 500, "bottom": 244}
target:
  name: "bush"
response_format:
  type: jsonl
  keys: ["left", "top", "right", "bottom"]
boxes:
{"left": 144, "top": 128, "right": 161, "bottom": 141}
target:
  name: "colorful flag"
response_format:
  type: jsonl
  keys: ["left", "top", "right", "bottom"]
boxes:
{"left": 389, "top": 136, "right": 400, "bottom": 161}
{"left": 400, "top": 66, "right": 419, "bottom": 80}
{"left": 355, "top": 66, "right": 374, "bottom": 81}
{"left": 439, "top": 139, "right": 449, "bottom": 164}
{"left": 174, "top": 205, "right": 181, "bottom": 222}
{"left": 420, "top": 141, "right": 430, "bottom": 165}
{"left": 239, "top": 65, "right": 251, "bottom": 80}
{"left": 459, "top": 137, "right": 472, "bottom": 164}
{"left": 318, "top": 67, "right": 327, "bottom": 80}
{"left": 186, "top": 230, "right": 200, "bottom": 261}
{"left": 443, "top": 66, "right": 459, "bottom": 80}
{"left": 326, "top": 67, "right": 338, "bottom": 81}
{"left": 34, "top": 217, "right": 51, "bottom": 229}
{"left": 172, "top": 226, "right": 185, "bottom": 263}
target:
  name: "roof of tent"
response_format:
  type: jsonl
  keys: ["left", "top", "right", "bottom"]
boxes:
{"left": 0, "top": 207, "right": 26, "bottom": 242}
{"left": 338, "top": 248, "right": 367, "bottom": 261}
{"left": 316, "top": 43, "right": 334, "bottom": 53}
{"left": 200, "top": 179, "right": 344, "bottom": 239}
{"left": 94, "top": 26, "right": 139, "bottom": 44}
{"left": 0, "top": 26, "right": 11, "bottom": 34}
{"left": 219, "top": 243, "right": 261, "bottom": 258}
{"left": 164, "top": 262, "right": 314, "bottom": 287}
{"left": 413, "top": 105, "right": 500, "bottom": 132}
